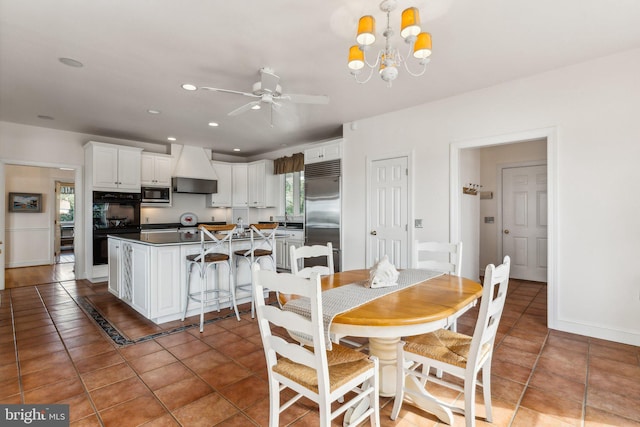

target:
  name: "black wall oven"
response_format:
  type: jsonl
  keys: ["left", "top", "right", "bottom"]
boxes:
{"left": 92, "top": 191, "right": 141, "bottom": 265}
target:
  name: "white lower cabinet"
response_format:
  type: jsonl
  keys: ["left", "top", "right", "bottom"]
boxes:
{"left": 119, "top": 242, "right": 150, "bottom": 317}
{"left": 108, "top": 238, "right": 121, "bottom": 297}
{"left": 149, "top": 245, "right": 183, "bottom": 319}
{"left": 276, "top": 232, "right": 304, "bottom": 271}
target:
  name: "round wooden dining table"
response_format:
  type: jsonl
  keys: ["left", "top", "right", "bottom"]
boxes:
{"left": 322, "top": 269, "right": 483, "bottom": 424}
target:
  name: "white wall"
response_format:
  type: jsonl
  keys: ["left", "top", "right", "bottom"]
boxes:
{"left": 479, "top": 140, "right": 547, "bottom": 271}
{"left": 460, "top": 149, "right": 480, "bottom": 281}
{"left": 343, "top": 48, "right": 640, "bottom": 346}
{"left": 5, "top": 165, "right": 74, "bottom": 267}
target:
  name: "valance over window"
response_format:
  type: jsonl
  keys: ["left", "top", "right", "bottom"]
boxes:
{"left": 273, "top": 152, "right": 304, "bottom": 174}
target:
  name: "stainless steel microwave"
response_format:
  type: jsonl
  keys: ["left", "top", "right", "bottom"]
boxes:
{"left": 141, "top": 186, "right": 171, "bottom": 204}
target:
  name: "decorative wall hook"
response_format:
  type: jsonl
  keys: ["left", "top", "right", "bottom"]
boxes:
{"left": 463, "top": 183, "right": 482, "bottom": 195}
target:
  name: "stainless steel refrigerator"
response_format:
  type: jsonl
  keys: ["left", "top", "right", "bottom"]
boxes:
{"left": 304, "top": 159, "right": 342, "bottom": 271}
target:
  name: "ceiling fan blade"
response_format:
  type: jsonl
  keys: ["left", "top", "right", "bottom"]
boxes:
{"left": 260, "top": 68, "right": 280, "bottom": 94}
{"left": 281, "top": 93, "right": 330, "bottom": 104}
{"left": 228, "top": 100, "right": 261, "bottom": 116}
{"left": 200, "top": 86, "right": 259, "bottom": 98}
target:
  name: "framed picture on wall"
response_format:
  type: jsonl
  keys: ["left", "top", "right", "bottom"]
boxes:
{"left": 9, "top": 192, "right": 42, "bottom": 213}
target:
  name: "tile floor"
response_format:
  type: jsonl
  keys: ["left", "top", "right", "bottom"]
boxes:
{"left": 1, "top": 270, "right": 639, "bottom": 426}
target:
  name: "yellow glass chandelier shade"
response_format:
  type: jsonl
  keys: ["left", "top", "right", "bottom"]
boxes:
{"left": 413, "top": 32, "right": 432, "bottom": 59}
{"left": 400, "top": 7, "right": 421, "bottom": 39}
{"left": 348, "top": 45, "right": 365, "bottom": 70}
{"left": 356, "top": 15, "right": 376, "bottom": 46}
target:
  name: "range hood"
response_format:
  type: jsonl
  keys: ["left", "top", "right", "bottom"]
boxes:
{"left": 172, "top": 177, "right": 217, "bottom": 194}
{"left": 171, "top": 144, "right": 218, "bottom": 194}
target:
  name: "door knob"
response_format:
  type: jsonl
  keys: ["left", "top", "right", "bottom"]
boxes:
{"left": 503, "top": 229, "right": 510, "bottom": 234}
{"left": 370, "top": 230, "right": 377, "bottom": 236}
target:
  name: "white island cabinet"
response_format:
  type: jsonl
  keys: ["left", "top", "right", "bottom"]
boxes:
{"left": 107, "top": 232, "right": 268, "bottom": 324}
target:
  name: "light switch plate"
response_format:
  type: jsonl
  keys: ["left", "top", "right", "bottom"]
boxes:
{"left": 415, "top": 219, "right": 423, "bottom": 228}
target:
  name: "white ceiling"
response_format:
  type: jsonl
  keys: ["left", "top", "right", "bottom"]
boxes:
{"left": 1, "top": 0, "right": 640, "bottom": 156}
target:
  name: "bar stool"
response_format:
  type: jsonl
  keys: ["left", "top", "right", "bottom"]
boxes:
{"left": 182, "top": 224, "right": 239, "bottom": 332}
{"left": 234, "top": 223, "right": 278, "bottom": 318}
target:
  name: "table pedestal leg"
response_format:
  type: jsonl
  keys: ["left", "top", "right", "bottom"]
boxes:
{"left": 403, "top": 379, "right": 455, "bottom": 425}
{"left": 368, "top": 337, "right": 454, "bottom": 425}
{"left": 367, "top": 337, "right": 400, "bottom": 397}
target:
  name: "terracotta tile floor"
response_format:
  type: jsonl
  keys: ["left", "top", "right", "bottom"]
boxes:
{"left": 1, "top": 270, "right": 639, "bottom": 426}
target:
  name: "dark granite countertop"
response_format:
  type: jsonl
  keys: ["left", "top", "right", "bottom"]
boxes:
{"left": 108, "top": 230, "right": 291, "bottom": 246}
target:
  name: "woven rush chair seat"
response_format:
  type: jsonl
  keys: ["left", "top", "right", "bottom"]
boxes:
{"left": 403, "top": 329, "right": 490, "bottom": 370}
{"left": 273, "top": 343, "right": 372, "bottom": 393}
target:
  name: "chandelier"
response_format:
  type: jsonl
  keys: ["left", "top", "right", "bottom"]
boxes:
{"left": 347, "top": 0, "right": 432, "bottom": 86}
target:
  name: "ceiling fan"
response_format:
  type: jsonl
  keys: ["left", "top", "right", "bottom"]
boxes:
{"left": 196, "top": 67, "right": 330, "bottom": 122}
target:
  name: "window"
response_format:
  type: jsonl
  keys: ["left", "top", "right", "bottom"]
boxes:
{"left": 284, "top": 171, "right": 304, "bottom": 217}
{"left": 59, "top": 184, "right": 75, "bottom": 223}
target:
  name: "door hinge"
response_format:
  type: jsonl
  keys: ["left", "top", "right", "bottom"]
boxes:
{"left": 406, "top": 168, "right": 408, "bottom": 176}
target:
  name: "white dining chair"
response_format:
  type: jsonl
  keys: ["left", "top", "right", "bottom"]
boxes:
{"left": 391, "top": 256, "right": 511, "bottom": 427}
{"left": 252, "top": 265, "right": 380, "bottom": 427}
{"left": 415, "top": 240, "right": 463, "bottom": 335}
{"left": 414, "top": 240, "right": 463, "bottom": 276}
{"left": 289, "top": 242, "right": 334, "bottom": 278}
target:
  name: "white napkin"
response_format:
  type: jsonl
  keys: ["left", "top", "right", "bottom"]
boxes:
{"left": 366, "top": 255, "right": 399, "bottom": 288}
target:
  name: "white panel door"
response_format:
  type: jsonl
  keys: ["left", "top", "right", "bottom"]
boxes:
{"left": 0, "top": 161, "right": 4, "bottom": 289}
{"left": 367, "top": 157, "right": 409, "bottom": 268}
{"left": 502, "top": 165, "right": 547, "bottom": 281}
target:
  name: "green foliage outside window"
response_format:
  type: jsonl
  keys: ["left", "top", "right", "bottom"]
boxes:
{"left": 284, "top": 171, "right": 304, "bottom": 216}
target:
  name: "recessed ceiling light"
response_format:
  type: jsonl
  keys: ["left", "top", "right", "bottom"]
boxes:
{"left": 208, "top": 122, "right": 219, "bottom": 127}
{"left": 251, "top": 104, "right": 261, "bottom": 110}
{"left": 167, "top": 137, "right": 177, "bottom": 141}
{"left": 147, "top": 109, "right": 161, "bottom": 114}
{"left": 181, "top": 84, "right": 197, "bottom": 91}
{"left": 59, "top": 57, "right": 83, "bottom": 68}
{"left": 37, "top": 115, "right": 54, "bottom": 120}
{"left": 233, "top": 148, "right": 241, "bottom": 152}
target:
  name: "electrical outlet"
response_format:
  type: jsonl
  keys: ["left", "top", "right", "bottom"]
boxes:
{"left": 145, "top": 217, "right": 149, "bottom": 223}
{"left": 415, "top": 219, "right": 423, "bottom": 228}
{"left": 211, "top": 216, "right": 215, "bottom": 221}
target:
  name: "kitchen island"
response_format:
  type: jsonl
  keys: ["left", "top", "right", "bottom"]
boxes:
{"left": 107, "top": 230, "right": 283, "bottom": 324}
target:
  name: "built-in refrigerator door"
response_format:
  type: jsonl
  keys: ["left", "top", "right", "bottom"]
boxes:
{"left": 305, "top": 176, "right": 341, "bottom": 271}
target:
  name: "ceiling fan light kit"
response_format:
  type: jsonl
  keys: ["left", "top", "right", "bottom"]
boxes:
{"left": 182, "top": 67, "right": 329, "bottom": 126}
{"left": 348, "top": 0, "right": 432, "bottom": 86}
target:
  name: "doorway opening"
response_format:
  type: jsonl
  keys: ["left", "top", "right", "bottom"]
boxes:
{"left": 451, "top": 127, "right": 557, "bottom": 329}
{"left": 56, "top": 181, "right": 75, "bottom": 265}
{"left": 3, "top": 163, "right": 79, "bottom": 289}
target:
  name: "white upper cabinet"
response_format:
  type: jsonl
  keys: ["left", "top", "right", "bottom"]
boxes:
{"left": 86, "top": 141, "right": 142, "bottom": 192}
{"left": 304, "top": 139, "right": 342, "bottom": 164}
{"left": 209, "top": 161, "right": 232, "bottom": 207}
{"left": 141, "top": 153, "right": 172, "bottom": 187}
{"left": 232, "top": 163, "right": 248, "bottom": 207}
{"left": 248, "top": 159, "right": 278, "bottom": 208}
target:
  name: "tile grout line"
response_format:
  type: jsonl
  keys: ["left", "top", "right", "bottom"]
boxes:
{"left": 501, "top": 283, "right": 550, "bottom": 427}
{"left": 38, "top": 282, "right": 107, "bottom": 427}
